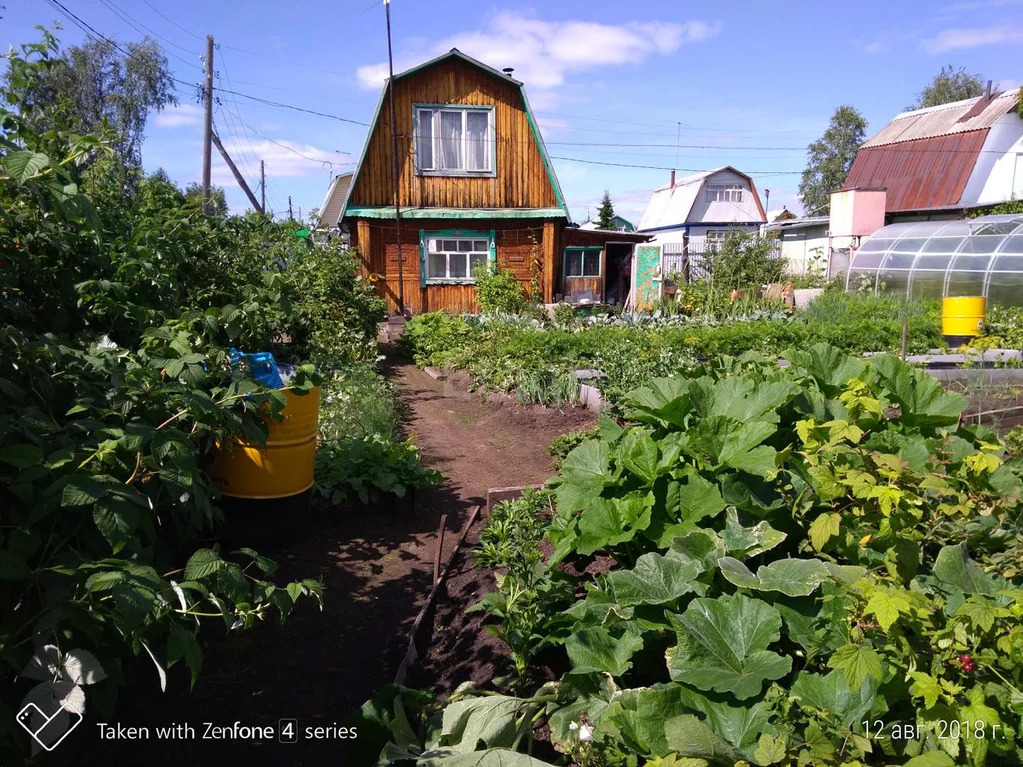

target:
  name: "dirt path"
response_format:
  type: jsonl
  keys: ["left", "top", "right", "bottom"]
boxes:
{"left": 73, "top": 347, "right": 592, "bottom": 767}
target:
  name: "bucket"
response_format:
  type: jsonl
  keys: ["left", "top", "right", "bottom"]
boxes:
{"left": 211, "top": 386, "right": 320, "bottom": 499}
{"left": 941, "top": 296, "right": 986, "bottom": 342}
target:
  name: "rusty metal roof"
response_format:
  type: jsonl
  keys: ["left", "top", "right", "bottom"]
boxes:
{"left": 863, "top": 88, "right": 1019, "bottom": 147}
{"left": 843, "top": 130, "right": 988, "bottom": 212}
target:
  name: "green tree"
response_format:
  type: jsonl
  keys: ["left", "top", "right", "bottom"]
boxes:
{"left": 185, "top": 181, "right": 228, "bottom": 216}
{"left": 4, "top": 34, "right": 176, "bottom": 169}
{"left": 596, "top": 189, "right": 616, "bottom": 230}
{"left": 910, "top": 65, "right": 985, "bottom": 110}
{"left": 798, "top": 105, "right": 867, "bottom": 216}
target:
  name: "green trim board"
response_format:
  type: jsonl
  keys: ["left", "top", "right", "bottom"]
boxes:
{"left": 419, "top": 228, "right": 497, "bottom": 287}
{"left": 412, "top": 103, "right": 497, "bottom": 178}
{"left": 345, "top": 206, "right": 566, "bottom": 219}
{"left": 563, "top": 246, "right": 603, "bottom": 278}
{"left": 340, "top": 48, "right": 571, "bottom": 224}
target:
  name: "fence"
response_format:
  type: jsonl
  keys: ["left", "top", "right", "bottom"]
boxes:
{"left": 661, "top": 239, "right": 781, "bottom": 283}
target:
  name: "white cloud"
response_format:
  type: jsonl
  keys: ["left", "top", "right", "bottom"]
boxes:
{"left": 355, "top": 11, "right": 720, "bottom": 91}
{"left": 212, "top": 137, "right": 340, "bottom": 186}
{"left": 921, "top": 25, "right": 1023, "bottom": 52}
{"left": 153, "top": 104, "right": 203, "bottom": 128}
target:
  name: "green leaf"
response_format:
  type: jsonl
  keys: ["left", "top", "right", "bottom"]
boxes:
{"left": 870, "top": 354, "right": 965, "bottom": 428}
{"left": 622, "top": 377, "right": 692, "bottom": 427}
{"left": 864, "top": 587, "right": 912, "bottom": 632}
{"left": 808, "top": 512, "right": 841, "bottom": 551}
{"left": 720, "top": 508, "right": 786, "bottom": 558}
{"left": 552, "top": 440, "right": 613, "bottom": 513}
{"left": 2, "top": 149, "right": 49, "bottom": 184}
{"left": 684, "top": 416, "right": 778, "bottom": 477}
{"left": 689, "top": 376, "right": 798, "bottom": 423}
{"left": 61, "top": 475, "right": 112, "bottom": 506}
{"left": 903, "top": 752, "right": 955, "bottom": 767}
{"left": 909, "top": 671, "right": 944, "bottom": 710}
{"left": 607, "top": 551, "right": 704, "bottom": 607}
{"left": 666, "top": 594, "right": 792, "bottom": 700}
{"left": 93, "top": 496, "right": 140, "bottom": 554}
{"left": 418, "top": 749, "right": 556, "bottom": 767}
{"left": 827, "top": 643, "right": 883, "bottom": 692}
{"left": 752, "top": 733, "right": 787, "bottom": 765}
{"left": 184, "top": 548, "right": 224, "bottom": 580}
{"left": 439, "top": 695, "right": 527, "bottom": 751}
{"left": 718, "top": 557, "right": 831, "bottom": 597}
{"left": 933, "top": 543, "right": 1002, "bottom": 596}
{"left": 785, "top": 343, "right": 865, "bottom": 397}
{"left": 790, "top": 669, "right": 876, "bottom": 730}
{"left": 166, "top": 624, "right": 203, "bottom": 688}
{"left": 620, "top": 429, "right": 661, "bottom": 483}
{"left": 699, "top": 697, "right": 772, "bottom": 752}
{"left": 576, "top": 494, "right": 652, "bottom": 556}
{"left": 954, "top": 596, "right": 1007, "bottom": 633}
{"left": 565, "top": 626, "right": 644, "bottom": 676}
{"left": 0, "top": 444, "right": 44, "bottom": 469}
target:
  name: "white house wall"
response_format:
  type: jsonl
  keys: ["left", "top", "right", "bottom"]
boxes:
{"left": 687, "top": 169, "right": 762, "bottom": 223}
{"left": 961, "top": 114, "right": 1023, "bottom": 205}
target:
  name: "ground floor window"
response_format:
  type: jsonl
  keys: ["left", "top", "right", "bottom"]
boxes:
{"left": 421, "top": 230, "right": 495, "bottom": 284}
{"left": 564, "top": 246, "right": 602, "bottom": 277}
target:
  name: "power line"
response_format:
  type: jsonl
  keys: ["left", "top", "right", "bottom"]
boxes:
{"left": 139, "top": 0, "right": 204, "bottom": 41}
{"left": 99, "top": 0, "right": 200, "bottom": 59}
{"left": 548, "top": 155, "right": 801, "bottom": 175}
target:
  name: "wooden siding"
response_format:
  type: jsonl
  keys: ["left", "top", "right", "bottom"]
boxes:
{"left": 347, "top": 58, "right": 558, "bottom": 210}
{"left": 351, "top": 219, "right": 551, "bottom": 314}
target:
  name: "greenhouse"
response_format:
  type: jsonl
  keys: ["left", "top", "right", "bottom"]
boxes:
{"left": 845, "top": 213, "right": 1023, "bottom": 308}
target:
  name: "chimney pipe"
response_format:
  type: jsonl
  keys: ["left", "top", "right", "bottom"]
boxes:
{"left": 502, "top": 67, "right": 514, "bottom": 77}
{"left": 986, "top": 80, "right": 993, "bottom": 98}
{"left": 670, "top": 169, "right": 676, "bottom": 187}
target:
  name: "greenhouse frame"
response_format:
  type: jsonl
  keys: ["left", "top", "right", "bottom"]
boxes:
{"left": 845, "top": 213, "right": 1023, "bottom": 307}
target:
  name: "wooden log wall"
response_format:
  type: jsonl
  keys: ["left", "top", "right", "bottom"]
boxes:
{"left": 347, "top": 58, "right": 558, "bottom": 210}
{"left": 350, "top": 218, "right": 555, "bottom": 315}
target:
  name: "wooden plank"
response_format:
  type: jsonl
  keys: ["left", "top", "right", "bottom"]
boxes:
{"left": 543, "top": 220, "right": 556, "bottom": 303}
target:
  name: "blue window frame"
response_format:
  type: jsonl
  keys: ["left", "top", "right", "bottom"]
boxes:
{"left": 419, "top": 228, "right": 497, "bottom": 286}
{"left": 563, "top": 246, "right": 602, "bottom": 278}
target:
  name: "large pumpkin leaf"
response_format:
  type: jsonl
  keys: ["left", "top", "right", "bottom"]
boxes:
{"left": 607, "top": 551, "right": 704, "bottom": 607}
{"left": 870, "top": 355, "right": 965, "bottom": 429}
{"left": 417, "top": 748, "right": 556, "bottom": 766}
{"left": 719, "top": 508, "right": 786, "bottom": 558}
{"left": 619, "top": 429, "right": 661, "bottom": 483}
{"left": 623, "top": 378, "right": 693, "bottom": 428}
{"left": 666, "top": 594, "right": 792, "bottom": 700}
{"left": 717, "top": 557, "right": 831, "bottom": 597}
{"left": 670, "top": 529, "right": 726, "bottom": 570}
{"left": 552, "top": 440, "right": 614, "bottom": 513}
{"left": 682, "top": 416, "right": 778, "bottom": 477}
{"left": 575, "top": 493, "right": 653, "bottom": 556}
{"left": 439, "top": 695, "right": 529, "bottom": 752}
{"left": 790, "top": 669, "right": 878, "bottom": 731}
{"left": 785, "top": 343, "right": 865, "bottom": 397}
{"left": 688, "top": 376, "right": 798, "bottom": 424}
{"left": 565, "top": 625, "right": 644, "bottom": 676}
{"left": 648, "top": 470, "right": 727, "bottom": 546}
{"left": 698, "top": 697, "right": 774, "bottom": 755}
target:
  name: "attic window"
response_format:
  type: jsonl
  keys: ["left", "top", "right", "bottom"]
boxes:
{"left": 414, "top": 105, "right": 495, "bottom": 176}
{"left": 705, "top": 183, "right": 744, "bottom": 203}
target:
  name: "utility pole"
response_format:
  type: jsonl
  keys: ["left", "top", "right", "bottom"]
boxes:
{"left": 288, "top": 196, "right": 294, "bottom": 221}
{"left": 201, "top": 34, "right": 214, "bottom": 214}
{"left": 384, "top": 0, "right": 405, "bottom": 314}
{"left": 260, "top": 161, "right": 266, "bottom": 216}
{"left": 211, "top": 132, "right": 264, "bottom": 214}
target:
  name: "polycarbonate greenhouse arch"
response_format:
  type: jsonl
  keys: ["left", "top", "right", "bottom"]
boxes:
{"left": 845, "top": 214, "right": 1023, "bottom": 308}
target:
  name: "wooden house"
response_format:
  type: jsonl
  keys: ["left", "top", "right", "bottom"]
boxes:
{"left": 340, "top": 49, "right": 649, "bottom": 313}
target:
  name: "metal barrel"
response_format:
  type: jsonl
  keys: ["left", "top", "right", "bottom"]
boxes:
{"left": 212, "top": 386, "right": 320, "bottom": 499}
{"left": 941, "top": 296, "right": 986, "bottom": 341}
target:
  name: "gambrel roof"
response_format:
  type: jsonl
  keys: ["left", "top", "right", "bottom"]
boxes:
{"left": 637, "top": 166, "right": 766, "bottom": 231}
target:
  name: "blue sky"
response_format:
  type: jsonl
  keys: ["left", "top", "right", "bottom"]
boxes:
{"left": 5, "top": 0, "right": 1022, "bottom": 222}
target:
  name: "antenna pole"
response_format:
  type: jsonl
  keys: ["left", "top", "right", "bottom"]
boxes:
{"left": 384, "top": 0, "right": 405, "bottom": 314}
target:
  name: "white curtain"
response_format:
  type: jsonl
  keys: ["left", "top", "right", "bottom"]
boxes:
{"left": 466, "top": 111, "right": 489, "bottom": 171}
{"left": 438, "top": 111, "right": 462, "bottom": 171}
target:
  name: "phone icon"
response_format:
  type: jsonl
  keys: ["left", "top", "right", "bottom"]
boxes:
{"left": 16, "top": 700, "right": 84, "bottom": 751}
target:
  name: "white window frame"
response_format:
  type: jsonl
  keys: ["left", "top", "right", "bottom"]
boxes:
{"left": 423, "top": 234, "right": 493, "bottom": 283}
{"left": 705, "top": 229, "right": 728, "bottom": 244}
{"left": 413, "top": 104, "right": 496, "bottom": 177}
{"left": 705, "top": 183, "right": 744, "bottom": 203}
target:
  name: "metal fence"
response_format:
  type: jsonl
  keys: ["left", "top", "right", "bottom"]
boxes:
{"left": 661, "top": 240, "right": 781, "bottom": 283}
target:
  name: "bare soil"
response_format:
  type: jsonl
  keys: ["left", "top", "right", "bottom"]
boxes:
{"left": 64, "top": 345, "right": 593, "bottom": 767}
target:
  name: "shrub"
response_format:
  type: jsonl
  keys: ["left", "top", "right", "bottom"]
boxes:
{"left": 474, "top": 266, "right": 527, "bottom": 313}
{"left": 710, "top": 230, "right": 785, "bottom": 292}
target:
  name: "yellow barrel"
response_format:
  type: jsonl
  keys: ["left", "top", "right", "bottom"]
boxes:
{"left": 941, "top": 296, "right": 986, "bottom": 338}
{"left": 212, "top": 386, "right": 320, "bottom": 499}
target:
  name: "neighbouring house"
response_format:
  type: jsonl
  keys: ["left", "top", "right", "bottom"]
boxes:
{"left": 315, "top": 171, "right": 353, "bottom": 237}
{"left": 338, "top": 49, "right": 650, "bottom": 313}
{"left": 579, "top": 214, "right": 637, "bottom": 233}
{"left": 841, "top": 86, "right": 1023, "bottom": 223}
{"left": 765, "top": 216, "right": 829, "bottom": 275}
{"left": 636, "top": 166, "right": 768, "bottom": 280}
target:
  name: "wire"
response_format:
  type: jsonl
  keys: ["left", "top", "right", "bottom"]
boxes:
{"left": 139, "top": 0, "right": 204, "bottom": 41}
{"left": 99, "top": 0, "right": 199, "bottom": 58}
{"left": 548, "top": 155, "right": 801, "bottom": 175}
